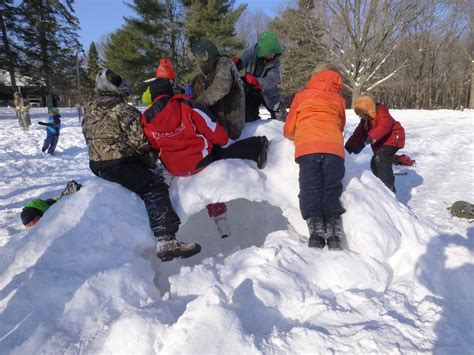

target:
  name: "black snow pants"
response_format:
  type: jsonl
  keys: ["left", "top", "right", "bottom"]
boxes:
{"left": 195, "top": 136, "right": 265, "bottom": 169}
{"left": 90, "top": 158, "right": 180, "bottom": 242}
{"left": 370, "top": 146, "right": 399, "bottom": 193}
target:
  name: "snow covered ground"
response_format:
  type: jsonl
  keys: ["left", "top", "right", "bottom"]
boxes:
{"left": 0, "top": 107, "right": 472, "bottom": 354}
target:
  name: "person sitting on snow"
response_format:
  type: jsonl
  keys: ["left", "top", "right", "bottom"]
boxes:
{"left": 345, "top": 95, "right": 405, "bottom": 193}
{"left": 38, "top": 107, "right": 61, "bottom": 155}
{"left": 20, "top": 180, "right": 82, "bottom": 228}
{"left": 232, "top": 31, "right": 287, "bottom": 122}
{"left": 284, "top": 64, "right": 347, "bottom": 250}
{"left": 142, "top": 59, "right": 185, "bottom": 105}
{"left": 82, "top": 69, "right": 201, "bottom": 262}
{"left": 141, "top": 77, "right": 269, "bottom": 238}
{"left": 189, "top": 38, "right": 245, "bottom": 141}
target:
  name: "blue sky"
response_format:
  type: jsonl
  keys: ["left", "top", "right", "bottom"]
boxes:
{"left": 75, "top": 0, "right": 285, "bottom": 50}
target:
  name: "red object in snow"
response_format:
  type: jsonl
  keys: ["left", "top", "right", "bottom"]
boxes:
{"left": 393, "top": 154, "right": 416, "bottom": 166}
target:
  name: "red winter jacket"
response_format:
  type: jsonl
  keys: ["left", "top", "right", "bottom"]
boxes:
{"left": 141, "top": 94, "right": 229, "bottom": 176}
{"left": 345, "top": 104, "right": 405, "bottom": 154}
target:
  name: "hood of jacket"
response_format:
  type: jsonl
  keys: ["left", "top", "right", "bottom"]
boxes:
{"left": 305, "top": 69, "right": 344, "bottom": 94}
{"left": 256, "top": 31, "right": 283, "bottom": 58}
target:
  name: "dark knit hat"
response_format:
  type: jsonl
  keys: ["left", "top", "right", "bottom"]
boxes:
{"left": 190, "top": 39, "right": 220, "bottom": 60}
{"left": 21, "top": 207, "right": 43, "bottom": 226}
{"left": 149, "top": 78, "right": 174, "bottom": 100}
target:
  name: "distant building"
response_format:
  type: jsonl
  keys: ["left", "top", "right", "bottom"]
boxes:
{"left": 0, "top": 69, "right": 46, "bottom": 107}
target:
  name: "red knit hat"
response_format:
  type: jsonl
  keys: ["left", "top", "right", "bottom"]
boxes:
{"left": 156, "top": 59, "right": 176, "bottom": 79}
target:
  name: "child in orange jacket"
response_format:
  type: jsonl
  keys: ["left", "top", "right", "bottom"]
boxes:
{"left": 284, "top": 64, "right": 346, "bottom": 250}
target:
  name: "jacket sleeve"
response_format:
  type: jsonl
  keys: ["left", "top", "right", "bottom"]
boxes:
{"left": 258, "top": 58, "right": 280, "bottom": 94}
{"left": 196, "top": 58, "right": 233, "bottom": 107}
{"left": 283, "top": 95, "right": 300, "bottom": 140}
{"left": 368, "top": 105, "right": 394, "bottom": 142}
{"left": 239, "top": 48, "right": 252, "bottom": 69}
{"left": 190, "top": 106, "right": 229, "bottom": 146}
{"left": 117, "top": 104, "right": 154, "bottom": 156}
{"left": 345, "top": 120, "right": 367, "bottom": 154}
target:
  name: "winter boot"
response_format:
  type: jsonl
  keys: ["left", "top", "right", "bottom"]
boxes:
{"left": 156, "top": 238, "right": 202, "bottom": 262}
{"left": 257, "top": 136, "right": 269, "bottom": 169}
{"left": 325, "top": 215, "right": 344, "bottom": 250}
{"left": 214, "top": 212, "right": 231, "bottom": 238}
{"left": 306, "top": 214, "right": 326, "bottom": 248}
{"left": 60, "top": 180, "right": 83, "bottom": 197}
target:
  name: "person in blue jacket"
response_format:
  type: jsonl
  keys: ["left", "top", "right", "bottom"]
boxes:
{"left": 38, "top": 107, "right": 62, "bottom": 155}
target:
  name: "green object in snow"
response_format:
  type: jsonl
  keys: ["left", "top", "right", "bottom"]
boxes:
{"left": 256, "top": 31, "right": 283, "bottom": 58}
{"left": 447, "top": 201, "right": 474, "bottom": 219}
{"left": 24, "top": 198, "right": 54, "bottom": 214}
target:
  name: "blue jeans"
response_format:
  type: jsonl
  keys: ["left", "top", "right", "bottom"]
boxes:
{"left": 296, "top": 153, "right": 345, "bottom": 220}
{"left": 42, "top": 133, "right": 59, "bottom": 154}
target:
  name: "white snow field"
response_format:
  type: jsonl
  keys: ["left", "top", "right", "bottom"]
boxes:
{"left": 0, "top": 107, "right": 472, "bottom": 354}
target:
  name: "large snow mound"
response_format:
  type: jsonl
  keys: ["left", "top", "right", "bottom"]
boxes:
{"left": 0, "top": 109, "right": 472, "bottom": 353}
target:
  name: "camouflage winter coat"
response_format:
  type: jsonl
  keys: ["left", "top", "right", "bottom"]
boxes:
{"left": 196, "top": 56, "right": 245, "bottom": 140}
{"left": 82, "top": 94, "right": 155, "bottom": 165}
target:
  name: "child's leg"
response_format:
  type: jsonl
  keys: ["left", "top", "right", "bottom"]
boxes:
{"left": 297, "top": 154, "right": 324, "bottom": 220}
{"left": 321, "top": 154, "right": 345, "bottom": 218}
{"left": 321, "top": 154, "right": 345, "bottom": 250}
{"left": 47, "top": 135, "right": 59, "bottom": 154}
{"left": 373, "top": 146, "right": 399, "bottom": 192}
{"left": 42, "top": 134, "right": 52, "bottom": 152}
{"left": 195, "top": 136, "right": 268, "bottom": 170}
{"left": 297, "top": 154, "right": 326, "bottom": 247}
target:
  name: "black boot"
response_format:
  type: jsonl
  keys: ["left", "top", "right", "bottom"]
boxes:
{"left": 306, "top": 214, "right": 326, "bottom": 248}
{"left": 142, "top": 180, "right": 201, "bottom": 261}
{"left": 325, "top": 215, "right": 343, "bottom": 250}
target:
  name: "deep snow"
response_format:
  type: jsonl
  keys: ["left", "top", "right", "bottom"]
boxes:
{"left": 0, "top": 107, "right": 472, "bottom": 354}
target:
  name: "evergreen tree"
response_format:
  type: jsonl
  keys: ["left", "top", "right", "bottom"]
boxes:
{"left": 269, "top": 0, "right": 328, "bottom": 97}
{"left": 0, "top": 0, "right": 22, "bottom": 93}
{"left": 86, "top": 42, "right": 101, "bottom": 83}
{"left": 19, "top": 0, "right": 81, "bottom": 107}
{"left": 104, "top": 0, "right": 174, "bottom": 93}
{"left": 104, "top": 23, "right": 149, "bottom": 93}
{"left": 182, "top": 0, "right": 246, "bottom": 54}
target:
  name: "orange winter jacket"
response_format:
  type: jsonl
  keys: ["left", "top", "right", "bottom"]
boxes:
{"left": 283, "top": 70, "right": 346, "bottom": 159}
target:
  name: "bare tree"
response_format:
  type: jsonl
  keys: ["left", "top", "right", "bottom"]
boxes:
{"left": 236, "top": 8, "right": 272, "bottom": 47}
{"left": 317, "top": 0, "right": 422, "bottom": 106}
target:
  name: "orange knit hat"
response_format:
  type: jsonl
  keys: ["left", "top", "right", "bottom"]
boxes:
{"left": 354, "top": 95, "right": 376, "bottom": 119}
{"left": 156, "top": 59, "right": 176, "bottom": 79}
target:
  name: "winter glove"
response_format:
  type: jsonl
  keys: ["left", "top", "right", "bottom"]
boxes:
{"left": 345, "top": 139, "right": 365, "bottom": 155}
{"left": 244, "top": 73, "right": 262, "bottom": 89}
{"left": 37, "top": 121, "right": 47, "bottom": 126}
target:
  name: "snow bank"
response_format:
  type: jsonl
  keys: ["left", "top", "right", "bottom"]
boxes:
{"left": 0, "top": 109, "right": 472, "bottom": 353}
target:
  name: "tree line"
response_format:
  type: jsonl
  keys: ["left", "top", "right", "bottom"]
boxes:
{"left": 1, "top": 0, "right": 472, "bottom": 109}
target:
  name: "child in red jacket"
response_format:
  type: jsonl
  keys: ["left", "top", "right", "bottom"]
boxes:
{"left": 141, "top": 78, "right": 269, "bottom": 239}
{"left": 345, "top": 95, "right": 405, "bottom": 192}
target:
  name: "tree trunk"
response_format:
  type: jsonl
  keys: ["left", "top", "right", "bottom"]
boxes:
{"left": 0, "top": 11, "right": 17, "bottom": 93}
{"left": 469, "top": 60, "right": 474, "bottom": 109}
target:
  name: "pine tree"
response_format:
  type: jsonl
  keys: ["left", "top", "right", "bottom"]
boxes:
{"left": 183, "top": 0, "right": 246, "bottom": 54}
{"left": 19, "top": 0, "right": 81, "bottom": 107}
{"left": 269, "top": 0, "right": 328, "bottom": 96}
{"left": 0, "top": 0, "right": 22, "bottom": 93}
{"left": 86, "top": 42, "right": 101, "bottom": 83}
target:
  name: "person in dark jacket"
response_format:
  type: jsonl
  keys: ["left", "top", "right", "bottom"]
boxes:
{"left": 141, "top": 78, "right": 269, "bottom": 238}
{"left": 233, "top": 31, "right": 286, "bottom": 122}
{"left": 38, "top": 107, "right": 61, "bottom": 155}
{"left": 21, "top": 180, "right": 82, "bottom": 228}
{"left": 190, "top": 39, "right": 245, "bottom": 140}
{"left": 82, "top": 69, "right": 201, "bottom": 262}
{"left": 345, "top": 95, "right": 405, "bottom": 193}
